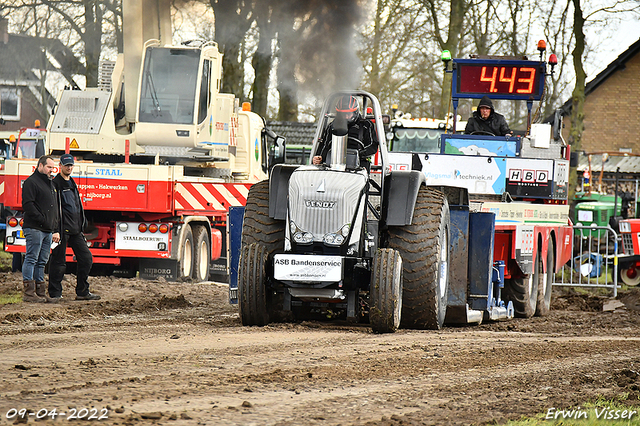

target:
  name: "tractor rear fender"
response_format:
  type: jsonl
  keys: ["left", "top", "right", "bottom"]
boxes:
{"left": 268, "top": 164, "right": 300, "bottom": 220}
{"left": 384, "top": 170, "right": 426, "bottom": 226}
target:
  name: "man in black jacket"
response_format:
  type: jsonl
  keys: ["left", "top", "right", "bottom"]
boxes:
{"left": 22, "top": 155, "right": 60, "bottom": 302}
{"left": 48, "top": 154, "right": 99, "bottom": 301}
{"left": 464, "top": 96, "right": 513, "bottom": 136}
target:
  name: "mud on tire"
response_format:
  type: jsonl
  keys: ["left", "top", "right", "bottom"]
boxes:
{"left": 535, "top": 238, "right": 554, "bottom": 316}
{"left": 238, "top": 181, "right": 286, "bottom": 323}
{"left": 370, "top": 249, "right": 403, "bottom": 334}
{"left": 242, "top": 180, "right": 285, "bottom": 253}
{"left": 239, "top": 243, "right": 269, "bottom": 326}
{"left": 504, "top": 248, "right": 539, "bottom": 318}
{"left": 388, "top": 187, "right": 450, "bottom": 330}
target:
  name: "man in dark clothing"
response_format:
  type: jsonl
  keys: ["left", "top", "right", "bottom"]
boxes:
{"left": 312, "top": 95, "right": 378, "bottom": 165}
{"left": 464, "top": 96, "right": 513, "bottom": 136}
{"left": 22, "top": 155, "right": 60, "bottom": 303}
{"left": 48, "top": 153, "right": 99, "bottom": 301}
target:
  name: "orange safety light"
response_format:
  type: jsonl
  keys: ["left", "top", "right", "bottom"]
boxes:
{"left": 9, "top": 135, "right": 16, "bottom": 143}
{"left": 159, "top": 224, "right": 169, "bottom": 234}
{"left": 548, "top": 54, "right": 558, "bottom": 66}
{"left": 8, "top": 217, "right": 18, "bottom": 227}
{"left": 148, "top": 223, "right": 158, "bottom": 233}
{"left": 537, "top": 40, "right": 546, "bottom": 51}
{"left": 242, "top": 102, "right": 251, "bottom": 112}
{"left": 19, "top": 218, "right": 24, "bottom": 227}
{"left": 138, "top": 223, "right": 148, "bottom": 233}
{"left": 34, "top": 119, "right": 41, "bottom": 128}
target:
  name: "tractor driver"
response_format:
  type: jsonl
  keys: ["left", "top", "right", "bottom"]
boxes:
{"left": 312, "top": 95, "right": 377, "bottom": 165}
{"left": 464, "top": 95, "right": 513, "bottom": 136}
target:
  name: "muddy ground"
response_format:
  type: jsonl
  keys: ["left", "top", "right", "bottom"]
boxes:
{"left": 1, "top": 272, "right": 640, "bottom": 425}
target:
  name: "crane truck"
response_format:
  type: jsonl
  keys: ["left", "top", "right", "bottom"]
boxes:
{"left": 1, "top": 0, "right": 284, "bottom": 281}
{"left": 230, "top": 43, "right": 573, "bottom": 332}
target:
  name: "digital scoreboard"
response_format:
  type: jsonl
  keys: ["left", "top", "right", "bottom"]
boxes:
{"left": 452, "top": 59, "right": 546, "bottom": 101}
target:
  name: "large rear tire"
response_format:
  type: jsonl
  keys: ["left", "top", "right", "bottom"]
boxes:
{"left": 238, "top": 181, "right": 286, "bottom": 324}
{"left": 241, "top": 181, "right": 285, "bottom": 253}
{"left": 535, "top": 239, "right": 554, "bottom": 316}
{"left": 238, "top": 243, "right": 270, "bottom": 326}
{"left": 370, "top": 249, "right": 403, "bottom": 333}
{"left": 504, "top": 247, "right": 539, "bottom": 318}
{"left": 192, "top": 225, "right": 210, "bottom": 282}
{"left": 388, "top": 187, "right": 450, "bottom": 330}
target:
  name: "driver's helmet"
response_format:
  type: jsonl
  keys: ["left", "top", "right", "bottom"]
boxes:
{"left": 335, "top": 95, "right": 360, "bottom": 125}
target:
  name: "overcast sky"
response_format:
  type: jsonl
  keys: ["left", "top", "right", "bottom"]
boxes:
{"left": 589, "top": 14, "right": 640, "bottom": 77}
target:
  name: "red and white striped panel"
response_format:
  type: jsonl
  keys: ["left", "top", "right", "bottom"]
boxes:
{"left": 174, "top": 182, "right": 253, "bottom": 212}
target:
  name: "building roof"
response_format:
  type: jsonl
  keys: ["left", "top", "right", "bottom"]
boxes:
{"left": 0, "top": 34, "right": 85, "bottom": 85}
{"left": 557, "top": 38, "right": 640, "bottom": 116}
{"left": 577, "top": 152, "right": 640, "bottom": 174}
{"left": 267, "top": 121, "right": 317, "bottom": 146}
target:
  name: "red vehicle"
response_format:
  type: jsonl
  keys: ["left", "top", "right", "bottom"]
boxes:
{"left": 374, "top": 45, "right": 573, "bottom": 320}
{"left": 1, "top": 0, "right": 284, "bottom": 281}
{"left": 616, "top": 219, "right": 640, "bottom": 286}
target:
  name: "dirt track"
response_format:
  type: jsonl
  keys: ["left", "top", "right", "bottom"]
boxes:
{"left": 1, "top": 271, "right": 640, "bottom": 425}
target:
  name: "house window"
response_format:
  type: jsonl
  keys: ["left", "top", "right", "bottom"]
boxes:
{"left": 0, "top": 88, "right": 21, "bottom": 121}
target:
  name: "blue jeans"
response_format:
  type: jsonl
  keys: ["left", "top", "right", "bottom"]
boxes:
{"left": 23, "top": 228, "right": 52, "bottom": 282}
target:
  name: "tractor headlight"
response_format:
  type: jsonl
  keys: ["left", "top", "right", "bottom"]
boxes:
{"left": 323, "top": 233, "right": 344, "bottom": 245}
{"left": 293, "top": 232, "right": 313, "bottom": 244}
{"left": 323, "top": 223, "right": 351, "bottom": 246}
{"left": 290, "top": 220, "right": 313, "bottom": 244}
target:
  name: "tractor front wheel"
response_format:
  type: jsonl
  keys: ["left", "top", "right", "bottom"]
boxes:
{"left": 370, "top": 249, "right": 403, "bottom": 334}
{"left": 238, "top": 243, "right": 270, "bottom": 326}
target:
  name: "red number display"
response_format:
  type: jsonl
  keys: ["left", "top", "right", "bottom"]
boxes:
{"left": 458, "top": 64, "right": 540, "bottom": 96}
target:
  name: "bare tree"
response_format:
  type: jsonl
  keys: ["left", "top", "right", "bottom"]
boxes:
{"left": 209, "top": 0, "right": 255, "bottom": 98}
{"left": 569, "top": 0, "right": 586, "bottom": 148}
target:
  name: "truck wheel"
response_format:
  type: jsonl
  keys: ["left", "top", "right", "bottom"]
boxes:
{"left": 504, "top": 252, "right": 539, "bottom": 318}
{"left": 238, "top": 243, "right": 270, "bottom": 326}
{"left": 178, "top": 224, "right": 194, "bottom": 280}
{"left": 535, "top": 239, "right": 554, "bottom": 316}
{"left": 370, "top": 249, "right": 403, "bottom": 333}
{"left": 192, "top": 226, "right": 210, "bottom": 282}
{"left": 618, "top": 263, "right": 640, "bottom": 286}
{"left": 242, "top": 180, "right": 285, "bottom": 253}
{"left": 388, "top": 187, "right": 450, "bottom": 330}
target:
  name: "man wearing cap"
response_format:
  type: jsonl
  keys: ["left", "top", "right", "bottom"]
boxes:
{"left": 464, "top": 95, "right": 513, "bottom": 136}
{"left": 48, "top": 154, "right": 99, "bottom": 301}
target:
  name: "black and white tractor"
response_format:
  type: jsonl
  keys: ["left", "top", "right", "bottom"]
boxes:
{"left": 237, "top": 91, "right": 451, "bottom": 333}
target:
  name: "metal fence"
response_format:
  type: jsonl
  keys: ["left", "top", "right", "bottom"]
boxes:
{"left": 552, "top": 225, "right": 619, "bottom": 297}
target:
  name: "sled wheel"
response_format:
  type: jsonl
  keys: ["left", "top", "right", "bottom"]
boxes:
{"left": 504, "top": 246, "right": 539, "bottom": 318}
{"left": 177, "top": 224, "right": 194, "bottom": 280}
{"left": 238, "top": 243, "right": 270, "bottom": 326}
{"left": 619, "top": 263, "right": 640, "bottom": 286}
{"left": 192, "top": 225, "right": 210, "bottom": 282}
{"left": 535, "top": 238, "right": 554, "bottom": 316}
{"left": 370, "top": 249, "right": 403, "bottom": 333}
{"left": 388, "top": 186, "right": 450, "bottom": 330}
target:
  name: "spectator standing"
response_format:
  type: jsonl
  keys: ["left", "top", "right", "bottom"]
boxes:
{"left": 48, "top": 154, "right": 99, "bottom": 301}
{"left": 21, "top": 155, "right": 60, "bottom": 303}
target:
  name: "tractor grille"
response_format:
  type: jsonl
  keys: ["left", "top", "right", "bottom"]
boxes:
{"left": 622, "top": 233, "right": 635, "bottom": 255}
{"left": 288, "top": 169, "right": 366, "bottom": 242}
{"left": 600, "top": 210, "right": 608, "bottom": 223}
